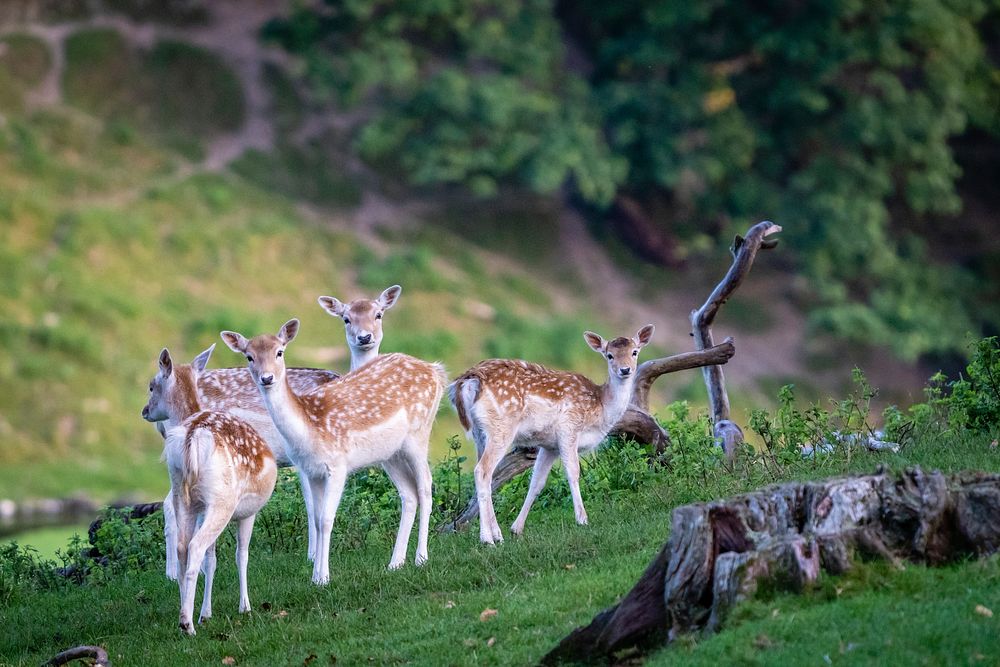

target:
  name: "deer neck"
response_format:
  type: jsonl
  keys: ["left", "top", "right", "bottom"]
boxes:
{"left": 167, "top": 367, "right": 202, "bottom": 427}
{"left": 349, "top": 345, "right": 379, "bottom": 372}
{"left": 599, "top": 374, "right": 635, "bottom": 431}
{"left": 256, "top": 372, "right": 313, "bottom": 454}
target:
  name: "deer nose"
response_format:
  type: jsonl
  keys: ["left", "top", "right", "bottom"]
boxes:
{"left": 141, "top": 405, "right": 149, "bottom": 419}
{"left": 357, "top": 333, "right": 372, "bottom": 345}
{"left": 619, "top": 367, "right": 631, "bottom": 376}
{"left": 259, "top": 373, "right": 274, "bottom": 386}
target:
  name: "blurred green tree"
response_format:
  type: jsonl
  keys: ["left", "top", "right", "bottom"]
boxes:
{"left": 264, "top": 0, "right": 1000, "bottom": 360}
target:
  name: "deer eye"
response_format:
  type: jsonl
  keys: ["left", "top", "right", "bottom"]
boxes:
{"left": 149, "top": 382, "right": 154, "bottom": 392}
{"left": 246, "top": 355, "right": 254, "bottom": 363}
{"left": 343, "top": 317, "right": 351, "bottom": 325}
{"left": 277, "top": 350, "right": 283, "bottom": 358}
{"left": 375, "top": 312, "right": 382, "bottom": 320}
{"left": 632, "top": 350, "right": 638, "bottom": 356}
{"left": 606, "top": 353, "right": 613, "bottom": 360}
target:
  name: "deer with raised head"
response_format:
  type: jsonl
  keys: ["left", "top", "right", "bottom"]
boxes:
{"left": 142, "top": 347, "right": 277, "bottom": 635}
{"left": 450, "top": 324, "right": 655, "bottom": 544}
{"left": 318, "top": 284, "right": 401, "bottom": 371}
{"left": 221, "top": 318, "right": 446, "bottom": 584}
{"left": 156, "top": 285, "right": 403, "bottom": 578}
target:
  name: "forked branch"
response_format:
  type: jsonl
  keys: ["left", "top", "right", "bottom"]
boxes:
{"left": 692, "top": 220, "right": 781, "bottom": 457}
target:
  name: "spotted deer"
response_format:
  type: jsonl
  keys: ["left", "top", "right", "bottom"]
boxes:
{"left": 450, "top": 325, "right": 655, "bottom": 544}
{"left": 157, "top": 285, "right": 403, "bottom": 577}
{"left": 221, "top": 319, "right": 446, "bottom": 584}
{"left": 318, "top": 284, "right": 401, "bottom": 371}
{"left": 142, "top": 347, "right": 277, "bottom": 635}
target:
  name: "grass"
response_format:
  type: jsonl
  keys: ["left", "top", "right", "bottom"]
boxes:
{"left": 62, "top": 30, "right": 244, "bottom": 158}
{"left": 0, "top": 104, "right": 649, "bottom": 508}
{"left": 0, "top": 34, "right": 51, "bottom": 113}
{"left": 230, "top": 144, "right": 363, "bottom": 209}
{"left": 2, "top": 428, "right": 999, "bottom": 666}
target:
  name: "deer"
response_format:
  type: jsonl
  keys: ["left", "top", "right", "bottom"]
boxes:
{"left": 221, "top": 318, "right": 446, "bottom": 584}
{"left": 318, "top": 283, "right": 401, "bottom": 371}
{"left": 156, "top": 285, "right": 403, "bottom": 579}
{"left": 141, "top": 347, "right": 277, "bottom": 635}
{"left": 449, "top": 324, "right": 655, "bottom": 544}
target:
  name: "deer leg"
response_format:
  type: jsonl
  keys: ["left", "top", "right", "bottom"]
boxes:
{"left": 163, "top": 488, "right": 179, "bottom": 580}
{"left": 181, "top": 505, "right": 233, "bottom": 635}
{"left": 297, "top": 469, "right": 317, "bottom": 563}
{"left": 173, "top": 496, "right": 196, "bottom": 634}
{"left": 474, "top": 434, "right": 509, "bottom": 544}
{"left": 312, "top": 467, "right": 347, "bottom": 585}
{"left": 405, "top": 445, "right": 434, "bottom": 566}
{"left": 198, "top": 537, "right": 217, "bottom": 624}
{"left": 511, "top": 447, "right": 558, "bottom": 536}
{"left": 383, "top": 457, "right": 418, "bottom": 570}
{"left": 236, "top": 514, "right": 257, "bottom": 613}
{"left": 559, "top": 440, "right": 588, "bottom": 526}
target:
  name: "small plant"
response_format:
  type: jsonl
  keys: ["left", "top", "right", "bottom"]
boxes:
{"left": 433, "top": 435, "right": 470, "bottom": 527}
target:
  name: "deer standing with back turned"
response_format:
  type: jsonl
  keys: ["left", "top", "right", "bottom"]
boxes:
{"left": 450, "top": 325, "right": 655, "bottom": 544}
{"left": 156, "top": 286, "right": 402, "bottom": 578}
{"left": 141, "top": 347, "right": 276, "bottom": 635}
{"left": 222, "top": 318, "right": 446, "bottom": 584}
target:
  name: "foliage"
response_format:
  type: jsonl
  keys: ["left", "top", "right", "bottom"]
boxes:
{"left": 263, "top": 0, "right": 626, "bottom": 204}
{"left": 267, "top": 0, "right": 1000, "bottom": 359}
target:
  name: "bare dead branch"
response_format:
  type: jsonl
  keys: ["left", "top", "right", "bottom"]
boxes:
{"left": 45, "top": 645, "right": 110, "bottom": 667}
{"left": 691, "top": 221, "right": 781, "bottom": 453}
{"left": 630, "top": 338, "right": 736, "bottom": 413}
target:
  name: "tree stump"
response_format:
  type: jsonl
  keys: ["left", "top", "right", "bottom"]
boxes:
{"left": 543, "top": 467, "right": 1000, "bottom": 664}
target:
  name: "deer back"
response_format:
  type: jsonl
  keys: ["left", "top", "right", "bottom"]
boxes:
{"left": 452, "top": 359, "right": 604, "bottom": 434}
{"left": 296, "top": 353, "right": 445, "bottom": 456}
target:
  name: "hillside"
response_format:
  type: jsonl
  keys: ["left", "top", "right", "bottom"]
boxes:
{"left": 0, "top": 0, "right": 935, "bottom": 504}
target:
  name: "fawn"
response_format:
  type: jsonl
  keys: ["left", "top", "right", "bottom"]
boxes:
{"left": 222, "top": 319, "right": 446, "bottom": 584}
{"left": 450, "top": 325, "right": 654, "bottom": 543}
{"left": 157, "top": 285, "right": 402, "bottom": 577}
{"left": 142, "top": 347, "right": 277, "bottom": 635}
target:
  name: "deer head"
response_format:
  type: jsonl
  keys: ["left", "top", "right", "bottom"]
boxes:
{"left": 221, "top": 319, "right": 299, "bottom": 392}
{"left": 583, "top": 324, "right": 655, "bottom": 381}
{"left": 317, "top": 285, "right": 400, "bottom": 358}
{"left": 142, "top": 345, "right": 214, "bottom": 422}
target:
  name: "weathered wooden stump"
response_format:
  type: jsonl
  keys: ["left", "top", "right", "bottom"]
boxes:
{"left": 543, "top": 467, "right": 1000, "bottom": 664}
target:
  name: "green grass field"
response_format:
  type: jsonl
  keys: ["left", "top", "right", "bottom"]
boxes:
{"left": 2, "top": 428, "right": 999, "bottom": 666}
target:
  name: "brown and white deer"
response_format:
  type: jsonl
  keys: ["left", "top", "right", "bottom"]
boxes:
{"left": 142, "top": 347, "right": 277, "bottom": 635}
{"left": 157, "top": 285, "right": 403, "bottom": 577}
{"left": 318, "top": 284, "right": 401, "bottom": 371}
{"left": 450, "top": 325, "right": 655, "bottom": 544}
{"left": 221, "top": 318, "right": 446, "bottom": 584}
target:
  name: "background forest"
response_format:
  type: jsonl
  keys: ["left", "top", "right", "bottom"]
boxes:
{"left": 0, "top": 0, "right": 997, "bottom": 520}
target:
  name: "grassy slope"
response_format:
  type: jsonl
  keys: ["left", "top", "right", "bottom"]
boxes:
{"left": 0, "top": 29, "right": 627, "bottom": 504}
{"left": 2, "top": 431, "right": 999, "bottom": 666}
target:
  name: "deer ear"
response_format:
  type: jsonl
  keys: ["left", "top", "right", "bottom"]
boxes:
{"left": 583, "top": 331, "right": 605, "bottom": 354}
{"left": 635, "top": 324, "right": 655, "bottom": 348}
{"left": 278, "top": 319, "right": 299, "bottom": 344}
{"left": 378, "top": 285, "right": 402, "bottom": 310}
{"left": 191, "top": 344, "right": 215, "bottom": 374}
{"left": 318, "top": 296, "right": 346, "bottom": 317}
{"left": 220, "top": 331, "right": 248, "bottom": 354}
{"left": 158, "top": 348, "right": 173, "bottom": 377}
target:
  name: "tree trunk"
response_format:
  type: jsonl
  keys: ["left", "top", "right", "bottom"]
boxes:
{"left": 543, "top": 467, "right": 1000, "bottom": 664}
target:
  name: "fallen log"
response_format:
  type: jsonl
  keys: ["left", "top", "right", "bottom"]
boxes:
{"left": 543, "top": 466, "right": 1000, "bottom": 664}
